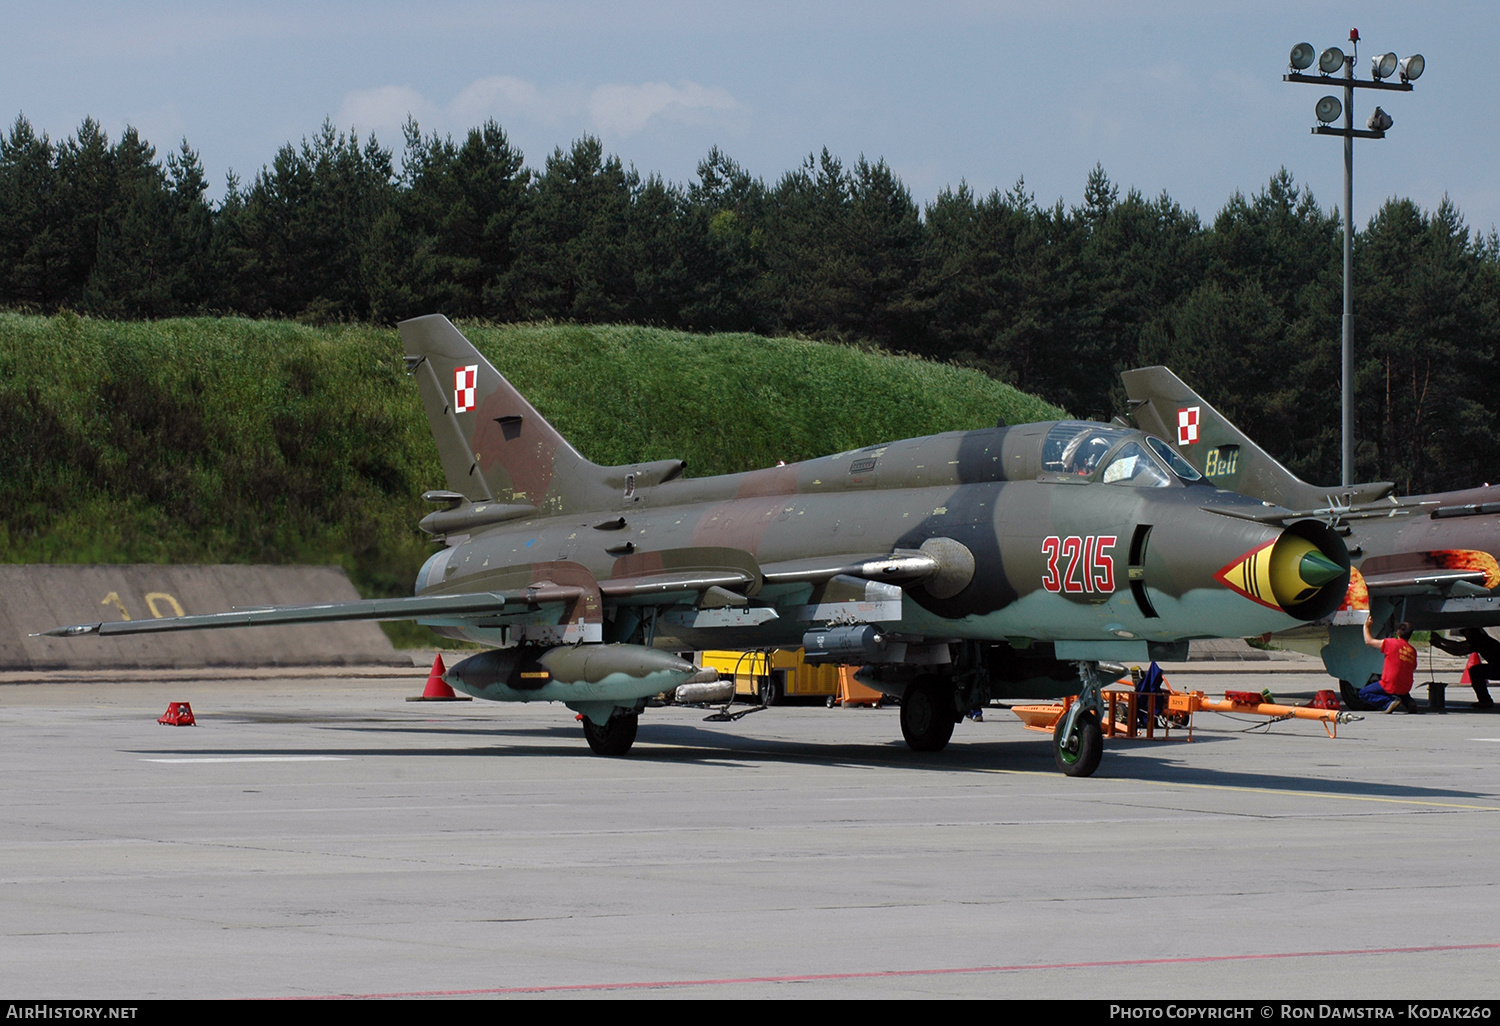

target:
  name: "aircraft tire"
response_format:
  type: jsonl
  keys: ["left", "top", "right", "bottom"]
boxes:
{"left": 582, "top": 712, "right": 638, "bottom": 756}
{"left": 1338, "top": 679, "right": 1374, "bottom": 711}
{"left": 1053, "top": 710, "right": 1102, "bottom": 777}
{"left": 900, "top": 679, "right": 956, "bottom": 752}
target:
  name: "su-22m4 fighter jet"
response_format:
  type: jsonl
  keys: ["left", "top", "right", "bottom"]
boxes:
{"left": 44, "top": 316, "right": 1352, "bottom": 777}
{"left": 1123, "top": 365, "right": 1500, "bottom": 701}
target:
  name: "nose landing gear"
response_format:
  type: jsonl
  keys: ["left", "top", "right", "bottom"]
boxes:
{"left": 1052, "top": 661, "right": 1112, "bottom": 777}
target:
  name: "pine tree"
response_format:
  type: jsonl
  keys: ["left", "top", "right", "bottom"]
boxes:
{"left": 0, "top": 116, "right": 63, "bottom": 309}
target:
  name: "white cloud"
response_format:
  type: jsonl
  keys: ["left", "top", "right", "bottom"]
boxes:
{"left": 338, "top": 84, "right": 438, "bottom": 143}
{"left": 450, "top": 75, "right": 582, "bottom": 127}
{"left": 587, "top": 81, "right": 740, "bottom": 136}
{"left": 336, "top": 75, "right": 743, "bottom": 154}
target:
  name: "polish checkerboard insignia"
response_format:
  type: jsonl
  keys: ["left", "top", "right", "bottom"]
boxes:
{"left": 1177, "top": 406, "right": 1200, "bottom": 445}
{"left": 454, "top": 365, "right": 478, "bottom": 413}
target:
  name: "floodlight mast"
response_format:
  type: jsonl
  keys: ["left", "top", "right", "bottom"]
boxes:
{"left": 1284, "top": 29, "right": 1422, "bottom": 489}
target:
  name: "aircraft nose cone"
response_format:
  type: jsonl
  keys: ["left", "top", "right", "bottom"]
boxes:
{"left": 1268, "top": 535, "right": 1345, "bottom": 607}
{"left": 1215, "top": 529, "right": 1349, "bottom": 619}
{"left": 1296, "top": 548, "right": 1344, "bottom": 588}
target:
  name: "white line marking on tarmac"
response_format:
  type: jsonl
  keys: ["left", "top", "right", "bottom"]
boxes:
{"left": 142, "top": 756, "right": 350, "bottom": 763}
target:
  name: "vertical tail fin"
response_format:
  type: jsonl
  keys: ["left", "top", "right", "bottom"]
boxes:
{"left": 399, "top": 315, "right": 605, "bottom": 513}
{"left": 1121, "top": 366, "right": 1393, "bottom": 508}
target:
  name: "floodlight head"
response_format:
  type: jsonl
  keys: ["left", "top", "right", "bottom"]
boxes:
{"left": 1371, "top": 52, "right": 1398, "bottom": 80}
{"left": 1399, "top": 54, "right": 1425, "bottom": 82}
{"left": 1367, "top": 106, "right": 1393, "bottom": 132}
{"left": 1319, "top": 47, "right": 1346, "bottom": 74}
{"left": 1290, "top": 42, "right": 1316, "bottom": 71}
{"left": 1315, "top": 95, "right": 1343, "bottom": 124}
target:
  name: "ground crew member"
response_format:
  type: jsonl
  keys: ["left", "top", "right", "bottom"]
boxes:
{"left": 1361, "top": 618, "right": 1420, "bottom": 713}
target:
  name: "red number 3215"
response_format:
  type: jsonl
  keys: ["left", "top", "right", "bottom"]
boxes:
{"left": 1041, "top": 535, "right": 1117, "bottom": 594}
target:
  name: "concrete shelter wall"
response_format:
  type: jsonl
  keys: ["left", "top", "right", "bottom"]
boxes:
{"left": 1, "top": 565, "right": 403, "bottom": 669}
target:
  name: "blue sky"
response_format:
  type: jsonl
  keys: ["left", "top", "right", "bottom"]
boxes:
{"left": 6, "top": 1, "right": 1496, "bottom": 236}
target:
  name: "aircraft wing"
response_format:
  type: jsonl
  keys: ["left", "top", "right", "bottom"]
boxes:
{"left": 37, "top": 547, "right": 945, "bottom": 640}
{"left": 37, "top": 591, "right": 515, "bottom": 638}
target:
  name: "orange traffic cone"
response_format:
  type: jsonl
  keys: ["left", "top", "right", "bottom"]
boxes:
{"left": 158, "top": 701, "right": 196, "bottom": 726}
{"left": 406, "top": 653, "right": 471, "bottom": 701}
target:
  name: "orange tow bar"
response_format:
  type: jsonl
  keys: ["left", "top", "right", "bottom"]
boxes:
{"left": 1015, "top": 686, "right": 1361, "bottom": 741}
{"left": 1168, "top": 691, "right": 1358, "bottom": 739}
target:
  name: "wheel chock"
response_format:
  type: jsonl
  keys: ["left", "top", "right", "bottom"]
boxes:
{"left": 407, "top": 653, "right": 471, "bottom": 701}
{"left": 158, "top": 702, "right": 196, "bottom": 726}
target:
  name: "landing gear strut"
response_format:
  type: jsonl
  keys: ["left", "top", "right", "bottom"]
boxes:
{"left": 1053, "top": 661, "right": 1110, "bottom": 777}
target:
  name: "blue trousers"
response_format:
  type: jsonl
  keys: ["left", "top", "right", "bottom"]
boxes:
{"left": 1359, "top": 681, "right": 1412, "bottom": 710}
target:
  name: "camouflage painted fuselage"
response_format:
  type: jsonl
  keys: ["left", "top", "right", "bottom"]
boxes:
{"left": 416, "top": 428, "right": 1328, "bottom": 650}
{"left": 403, "top": 317, "right": 1349, "bottom": 696}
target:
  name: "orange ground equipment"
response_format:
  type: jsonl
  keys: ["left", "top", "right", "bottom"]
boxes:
{"left": 407, "top": 653, "right": 471, "bottom": 702}
{"left": 1013, "top": 667, "right": 1360, "bottom": 741}
{"left": 831, "top": 665, "right": 885, "bottom": 708}
{"left": 157, "top": 702, "right": 196, "bottom": 726}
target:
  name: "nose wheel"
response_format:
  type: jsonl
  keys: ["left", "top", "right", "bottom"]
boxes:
{"left": 1053, "top": 709, "right": 1102, "bottom": 776}
{"left": 1052, "top": 661, "right": 1110, "bottom": 777}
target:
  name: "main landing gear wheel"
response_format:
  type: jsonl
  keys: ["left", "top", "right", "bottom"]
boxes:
{"left": 1053, "top": 709, "right": 1102, "bottom": 777}
{"left": 900, "top": 680, "right": 956, "bottom": 752}
{"left": 582, "top": 713, "right": 638, "bottom": 756}
{"left": 1339, "top": 679, "right": 1371, "bottom": 711}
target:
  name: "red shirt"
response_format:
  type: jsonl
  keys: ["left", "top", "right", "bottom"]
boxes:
{"left": 1380, "top": 638, "right": 1417, "bottom": 695}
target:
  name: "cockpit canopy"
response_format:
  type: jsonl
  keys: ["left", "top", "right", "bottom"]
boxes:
{"left": 1041, "top": 421, "right": 1203, "bottom": 487}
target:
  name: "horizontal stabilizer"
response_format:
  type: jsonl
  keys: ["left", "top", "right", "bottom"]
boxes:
{"left": 1360, "top": 548, "right": 1500, "bottom": 597}
{"left": 1200, "top": 495, "right": 1435, "bottom": 527}
{"left": 1363, "top": 570, "right": 1492, "bottom": 596}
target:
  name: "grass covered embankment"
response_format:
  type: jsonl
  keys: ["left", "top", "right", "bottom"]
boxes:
{"left": 1, "top": 314, "right": 1062, "bottom": 623}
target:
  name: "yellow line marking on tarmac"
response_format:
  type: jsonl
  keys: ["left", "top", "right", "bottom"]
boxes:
{"left": 974, "top": 768, "right": 1500, "bottom": 811}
